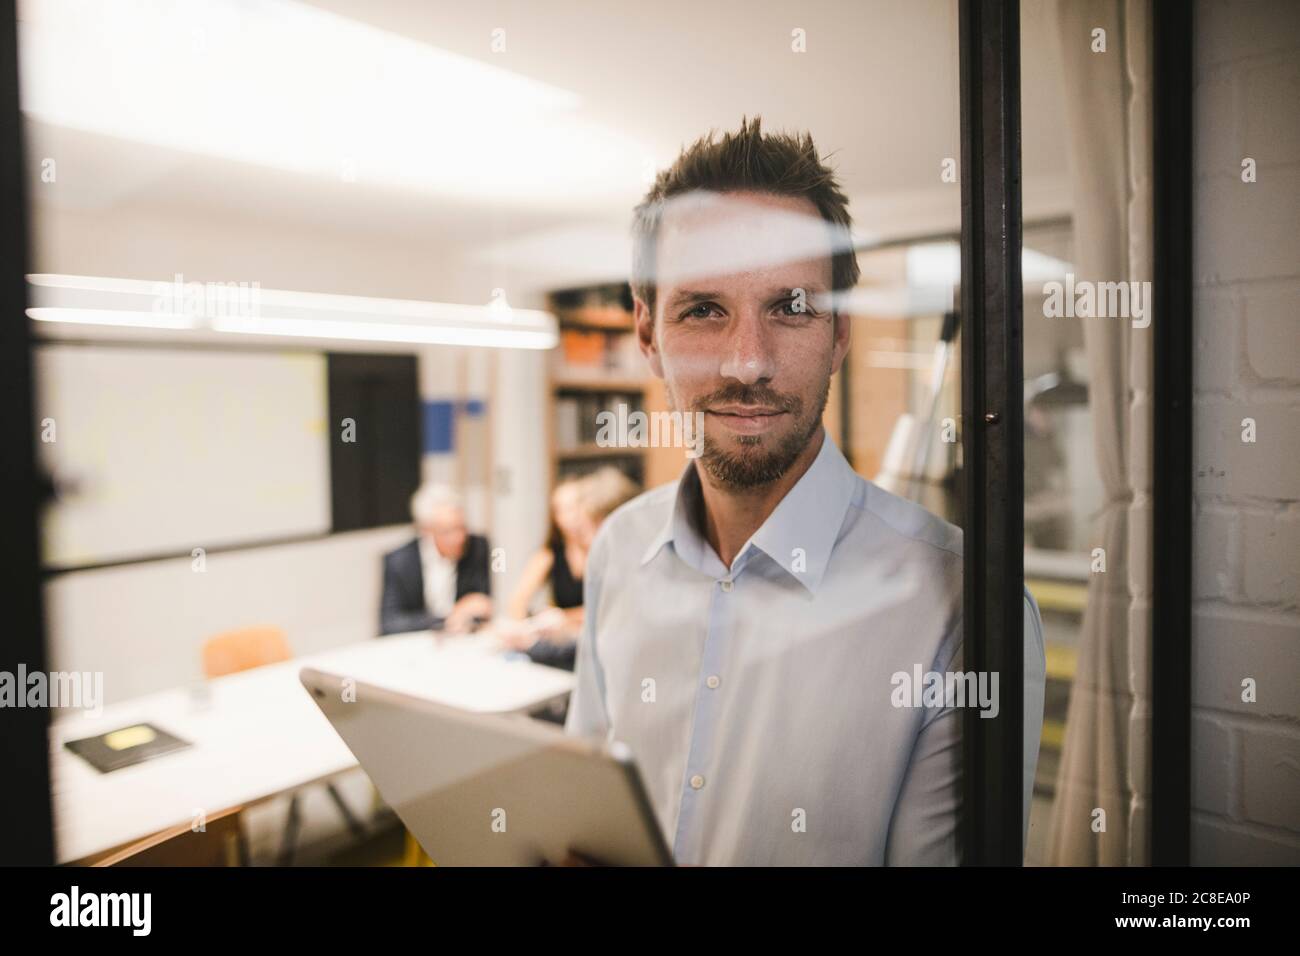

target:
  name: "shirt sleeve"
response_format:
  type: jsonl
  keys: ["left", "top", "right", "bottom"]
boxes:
{"left": 1022, "top": 586, "right": 1047, "bottom": 845}
{"left": 563, "top": 526, "right": 611, "bottom": 741}
{"left": 884, "top": 587, "right": 1048, "bottom": 865}
{"left": 884, "top": 609, "right": 963, "bottom": 866}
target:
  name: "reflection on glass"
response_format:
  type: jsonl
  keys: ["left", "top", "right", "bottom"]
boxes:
{"left": 1021, "top": 0, "right": 1154, "bottom": 866}
{"left": 24, "top": 0, "right": 1015, "bottom": 867}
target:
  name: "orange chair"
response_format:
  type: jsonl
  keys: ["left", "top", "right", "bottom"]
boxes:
{"left": 202, "top": 626, "right": 292, "bottom": 678}
{"left": 201, "top": 627, "right": 367, "bottom": 865}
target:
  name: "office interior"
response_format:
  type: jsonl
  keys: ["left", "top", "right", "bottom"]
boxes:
{"left": 15, "top": 0, "right": 1296, "bottom": 868}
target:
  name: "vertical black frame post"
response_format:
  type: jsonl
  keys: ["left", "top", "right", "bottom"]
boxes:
{"left": 1150, "top": 0, "right": 1193, "bottom": 866}
{"left": 959, "top": 0, "right": 1024, "bottom": 865}
{"left": 0, "top": 0, "right": 56, "bottom": 864}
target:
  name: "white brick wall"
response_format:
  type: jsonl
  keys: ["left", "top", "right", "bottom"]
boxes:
{"left": 1191, "top": 0, "right": 1300, "bottom": 865}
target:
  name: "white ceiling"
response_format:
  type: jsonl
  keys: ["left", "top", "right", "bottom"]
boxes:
{"left": 21, "top": 0, "right": 1071, "bottom": 303}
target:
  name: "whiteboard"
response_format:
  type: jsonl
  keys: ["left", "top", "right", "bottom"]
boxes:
{"left": 36, "top": 345, "right": 331, "bottom": 568}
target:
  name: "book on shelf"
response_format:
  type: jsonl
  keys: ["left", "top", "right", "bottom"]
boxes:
{"left": 553, "top": 391, "right": 645, "bottom": 450}
{"left": 554, "top": 396, "right": 581, "bottom": 448}
{"left": 555, "top": 327, "right": 645, "bottom": 380}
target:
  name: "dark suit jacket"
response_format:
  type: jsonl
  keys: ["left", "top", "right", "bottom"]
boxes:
{"left": 380, "top": 535, "right": 491, "bottom": 635}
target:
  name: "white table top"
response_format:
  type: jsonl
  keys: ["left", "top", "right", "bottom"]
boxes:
{"left": 49, "top": 631, "right": 575, "bottom": 863}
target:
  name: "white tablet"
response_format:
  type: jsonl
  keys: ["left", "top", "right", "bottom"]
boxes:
{"left": 299, "top": 667, "right": 673, "bottom": 866}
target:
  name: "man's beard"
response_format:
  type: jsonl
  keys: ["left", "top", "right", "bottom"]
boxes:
{"left": 672, "top": 376, "right": 830, "bottom": 490}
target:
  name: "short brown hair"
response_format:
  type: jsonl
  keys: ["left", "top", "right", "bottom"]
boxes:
{"left": 631, "top": 115, "right": 860, "bottom": 318}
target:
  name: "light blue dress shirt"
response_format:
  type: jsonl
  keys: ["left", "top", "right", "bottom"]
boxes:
{"left": 565, "top": 432, "right": 1045, "bottom": 865}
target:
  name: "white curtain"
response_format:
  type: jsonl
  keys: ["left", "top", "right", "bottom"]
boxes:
{"left": 1045, "top": 0, "right": 1153, "bottom": 866}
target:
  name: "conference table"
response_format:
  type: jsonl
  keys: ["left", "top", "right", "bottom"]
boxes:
{"left": 48, "top": 631, "right": 576, "bottom": 864}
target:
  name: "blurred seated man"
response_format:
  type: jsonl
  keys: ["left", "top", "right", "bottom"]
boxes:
{"left": 380, "top": 484, "right": 492, "bottom": 635}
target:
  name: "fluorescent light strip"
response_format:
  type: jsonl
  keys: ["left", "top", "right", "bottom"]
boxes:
{"left": 28, "top": 307, "right": 196, "bottom": 330}
{"left": 27, "top": 275, "right": 558, "bottom": 350}
{"left": 210, "top": 315, "right": 555, "bottom": 349}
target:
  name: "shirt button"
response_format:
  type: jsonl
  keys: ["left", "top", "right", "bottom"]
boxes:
{"left": 720, "top": 580, "right": 733, "bottom": 592}
{"left": 690, "top": 774, "right": 705, "bottom": 790}
{"left": 706, "top": 674, "right": 720, "bottom": 689}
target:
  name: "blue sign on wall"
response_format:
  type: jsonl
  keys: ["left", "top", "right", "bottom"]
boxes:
{"left": 422, "top": 398, "right": 487, "bottom": 454}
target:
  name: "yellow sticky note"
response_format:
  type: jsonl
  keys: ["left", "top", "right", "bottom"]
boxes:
{"left": 104, "top": 725, "right": 156, "bottom": 751}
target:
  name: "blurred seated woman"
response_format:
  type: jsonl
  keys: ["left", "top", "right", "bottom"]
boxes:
{"left": 499, "top": 467, "right": 638, "bottom": 670}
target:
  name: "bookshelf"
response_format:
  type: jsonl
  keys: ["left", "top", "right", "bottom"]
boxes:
{"left": 547, "top": 282, "right": 682, "bottom": 492}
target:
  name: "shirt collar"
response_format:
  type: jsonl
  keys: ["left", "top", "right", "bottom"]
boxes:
{"left": 640, "top": 431, "right": 858, "bottom": 596}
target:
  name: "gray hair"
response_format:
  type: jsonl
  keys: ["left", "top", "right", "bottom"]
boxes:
{"left": 410, "top": 483, "right": 463, "bottom": 526}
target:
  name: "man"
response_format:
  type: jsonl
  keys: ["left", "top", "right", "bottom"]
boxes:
{"left": 380, "top": 484, "right": 493, "bottom": 635}
{"left": 564, "top": 117, "right": 1044, "bottom": 865}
